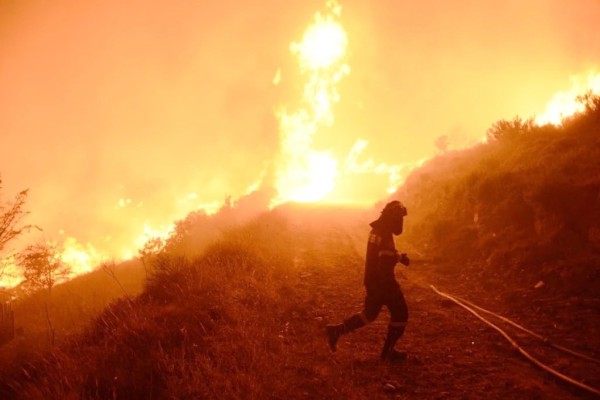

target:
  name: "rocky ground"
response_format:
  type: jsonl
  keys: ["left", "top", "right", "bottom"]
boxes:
{"left": 275, "top": 220, "right": 600, "bottom": 399}
{"left": 2, "top": 214, "right": 598, "bottom": 399}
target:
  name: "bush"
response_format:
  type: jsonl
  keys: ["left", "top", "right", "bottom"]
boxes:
{"left": 394, "top": 96, "right": 600, "bottom": 293}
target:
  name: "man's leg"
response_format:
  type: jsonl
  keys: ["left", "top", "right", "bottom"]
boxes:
{"left": 380, "top": 288, "right": 409, "bottom": 361}
{"left": 327, "top": 292, "right": 382, "bottom": 352}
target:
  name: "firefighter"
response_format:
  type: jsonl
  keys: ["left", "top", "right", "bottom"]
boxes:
{"left": 326, "top": 200, "right": 410, "bottom": 362}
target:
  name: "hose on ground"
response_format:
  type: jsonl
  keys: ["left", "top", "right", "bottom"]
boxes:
{"left": 430, "top": 285, "right": 600, "bottom": 397}
{"left": 450, "top": 292, "right": 600, "bottom": 366}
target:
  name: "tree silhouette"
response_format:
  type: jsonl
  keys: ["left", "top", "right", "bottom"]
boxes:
{"left": 19, "top": 242, "right": 71, "bottom": 344}
{"left": 138, "top": 236, "right": 166, "bottom": 279}
{"left": 0, "top": 179, "right": 33, "bottom": 284}
{"left": 0, "top": 181, "right": 32, "bottom": 253}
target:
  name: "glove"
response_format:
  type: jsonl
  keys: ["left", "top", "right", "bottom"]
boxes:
{"left": 398, "top": 253, "right": 410, "bottom": 266}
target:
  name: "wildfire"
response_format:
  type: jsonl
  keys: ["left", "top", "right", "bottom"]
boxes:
{"left": 59, "top": 236, "right": 106, "bottom": 276}
{"left": 0, "top": 236, "right": 106, "bottom": 289}
{"left": 536, "top": 70, "right": 600, "bottom": 126}
{"left": 273, "top": 0, "right": 349, "bottom": 204}
{"left": 292, "top": 8, "right": 347, "bottom": 71}
{"left": 0, "top": 1, "right": 412, "bottom": 288}
{"left": 0, "top": 255, "right": 21, "bottom": 289}
{"left": 126, "top": 223, "right": 174, "bottom": 259}
{"left": 272, "top": 0, "right": 411, "bottom": 207}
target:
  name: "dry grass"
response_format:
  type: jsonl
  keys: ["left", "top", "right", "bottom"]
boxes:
{"left": 395, "top": 98, "right": 600, "bottom": 295}
{"left": 0, "top": 213, "right": 316, "bottom": 399}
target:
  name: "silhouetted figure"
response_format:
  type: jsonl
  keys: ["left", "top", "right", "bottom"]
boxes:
{"left": 327, "top": 200, "right": 410, "bottom": 362}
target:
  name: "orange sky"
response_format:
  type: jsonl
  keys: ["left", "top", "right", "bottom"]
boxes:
{"left": 1, "top": 0, "right": 599, "bottom": 265}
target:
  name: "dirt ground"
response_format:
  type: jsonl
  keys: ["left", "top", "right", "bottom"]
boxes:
{"left": 3, "top": 215, "right": 597, "bottom": 399}
{"left": 275, "top": 221, "right": 600, "bottom": 400}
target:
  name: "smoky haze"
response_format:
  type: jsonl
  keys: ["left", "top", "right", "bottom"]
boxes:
{"left": 1, "top": 0, "right": 599, "bottom": 259}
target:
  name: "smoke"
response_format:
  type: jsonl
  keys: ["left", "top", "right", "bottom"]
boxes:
{"left": 0, "top": 0, "right": 598, "bottom": 273}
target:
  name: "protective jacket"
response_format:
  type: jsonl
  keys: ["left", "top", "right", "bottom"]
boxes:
{"left": 364, "top": 219, "right": 399, "bottom": 291}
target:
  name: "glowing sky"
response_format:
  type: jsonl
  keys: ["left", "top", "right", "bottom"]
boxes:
{"left": 1, "top": 0, "right": 599, "bottom": 268}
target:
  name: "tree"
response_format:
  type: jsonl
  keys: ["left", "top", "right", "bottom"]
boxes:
{"left": 20, "top": 242, "right": 70, "bottom": 294}
{"left": 19, "top": 242, "right": 71, "bottom": 344}
{"left": 577, "top": 91, "right": 600, "bottom": 114}
{"left": 576, "top": 92, "right": 600, "bottom": 126}
{"left": 1, "top": 179, "right": 33, "bottom": 283}
{"left": 138, "top": 236, "right": 166, "bottom": 279}
{"left": 0, "top": 182, "right": 31, "bottom": 253}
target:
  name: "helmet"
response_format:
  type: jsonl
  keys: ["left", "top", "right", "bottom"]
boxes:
{"left": 382, "top": 200, "right": 407, "bottom": 217}
{"left": 381, "top": 200, "right": 407, "bottom": 235}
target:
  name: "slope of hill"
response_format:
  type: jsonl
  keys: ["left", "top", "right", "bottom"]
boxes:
{"left": 2, "top": 205, "right": 599, "bottom": 399}
{"left": 0, "top": 258, "right": 146, "bottom": 379}
{"left": 394, "top": 95, "right": 600, "bottom": 296}
{"left": 1, "top": 98, "right": 599, "bottom": 399}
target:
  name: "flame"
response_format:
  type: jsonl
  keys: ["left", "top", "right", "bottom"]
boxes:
{"left": 0, "top": 255, "right": 22, "bottom": 289}
{"left": 0, "top": 237, "right": 107, "bottom": 288}
{"left": 1, "top": 0, "right": 405, "bottom": 288}
{"left": 0, "top": 180, "right": 247, "bottom": 288}
{"left": 127, "top": 222, "right": 175, "bottom": 259}
{"left": 59, "top": 236, "right": 107, "bottom": 276}
{"left": 272, "top": 1, "right": 411, "bottom": 207}
{"left": 1, "top": 204, "right": 205, "bottom": 288}
{"left": 273, "top": 0, "right": 349, "bottom": 204}
{"left": 292, "top": 10, "right": 348, "bottom": 71}
{"left": 536, "top": 70, "right": 600, "bottom": 126}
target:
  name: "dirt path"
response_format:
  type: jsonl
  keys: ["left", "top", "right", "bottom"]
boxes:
{"left": 278, "top": 222, "right": 599, "bottom": 399}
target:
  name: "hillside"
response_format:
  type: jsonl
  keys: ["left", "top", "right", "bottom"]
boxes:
{"left": 394, "top": 94, "right": 600, "bottom": 296}
{"left": 1, "top": 205, "right": 599, "bottom": 399}
{"left": 1, "top": 98, "right": 599, "bottom": 399}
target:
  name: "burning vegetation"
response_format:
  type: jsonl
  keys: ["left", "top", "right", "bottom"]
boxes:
{"left": 394, "top": 93, "right": 600, "bottom": 296}
{"left": 1, "top": 0, "right": 600, "bottom": 398}
{"left": 0, "top": 96, "right": 599, "bottom": 399}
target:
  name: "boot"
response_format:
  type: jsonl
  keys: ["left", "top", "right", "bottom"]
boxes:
{"left": 380, "top": 325, "right": 406, "bottom": 362}
{"left": 326, "top": 314, "right": 366, "bottom": 352}
{"left": 326, "top": 324, "right": 344, "bottom": 352}
{"left": 383, "top": 349, "right": 407, "bottom": 362}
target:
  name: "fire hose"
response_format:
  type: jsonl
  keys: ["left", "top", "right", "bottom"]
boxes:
{"left": 449, "top": 292, "right": 600, "bottom": 366}
{"left": 430, "top": 285, "right": 600, "bottom": 397}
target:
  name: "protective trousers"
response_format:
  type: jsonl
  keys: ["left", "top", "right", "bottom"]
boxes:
{"left": 342, "top": 286, "right": 408, "bottom": 355}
